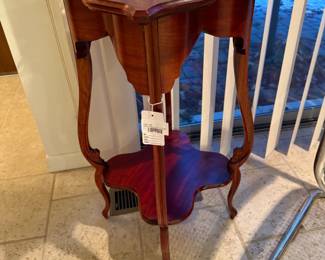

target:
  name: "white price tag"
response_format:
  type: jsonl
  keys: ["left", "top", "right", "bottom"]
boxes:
{"left": 141, "top": 110, "right": 169, "bottom": 146}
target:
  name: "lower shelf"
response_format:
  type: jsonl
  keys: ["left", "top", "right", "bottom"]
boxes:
{"left": 104, "top": 131, "right": 231, "bottom": 225}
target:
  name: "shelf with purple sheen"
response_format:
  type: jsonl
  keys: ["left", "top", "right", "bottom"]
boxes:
{"left": 104, "top": 131, "right": 231, "bottom": 225}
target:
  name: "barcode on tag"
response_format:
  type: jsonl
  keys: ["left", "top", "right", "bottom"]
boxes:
{"left": 148, "top": 128, "right": 163, "bottom": 134}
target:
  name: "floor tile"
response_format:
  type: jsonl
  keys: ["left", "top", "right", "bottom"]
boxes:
{"left": 0, "top": 86, "right": 48, "bottom": 180}
{"left": 0, "top": 174, "right": 53, "bottom": 243}
{"left": 44, "top": 194, "right": 142, "bottom": 260}
{"left": 141, "top": 206, "right": 247, "bottom": 260}
{"left": 247, "top": 203, "right": 325, "bottom": 260}
{"left": 285, "top": 139, "right": 318, "bottom": 165}
{"left": 196, "top": 188, "right": 226, "bottom": 209}
{"left": 0, "top": 75, "right": 19, "bottom": 128}
{"left": 222, "top": 164, "right": 308, "bottom": 242}
{"left": 53, "top": 167, "right": 97, "bottom": 200}
{"left": 242, "top": 151, "right": 288, "bottom": 172}
{"left": 300, "top": 199, "right": 325, "bottom": 231}
{"left": 246, "top": 237, "right": 280, "bottom": 259}
{"left": 286, "top": 144, "right": 319, "bottom": 191}
{"left": 283, "top": 228, "right": 325, "bottom": 260}
{"left": 112, "top": 252, "right": 143, "bottom": 260}
{"left": 0, "top": 238, "right": 44, "bottom": 260}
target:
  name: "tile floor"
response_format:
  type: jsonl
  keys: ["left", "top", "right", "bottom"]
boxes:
{"left": 1, "top": 75, "right": 325, "bottom": 259}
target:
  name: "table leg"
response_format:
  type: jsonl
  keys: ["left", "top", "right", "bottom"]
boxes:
{"left": 144, "top": 21, "right": 170, "bottom": 260}
{"left": 228, "top": 37, "right": 254, "bottom": 219}
{"left": 75, "top": 41, "right": 110, "bottom": 218}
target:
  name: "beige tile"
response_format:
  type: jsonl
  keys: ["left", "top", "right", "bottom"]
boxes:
{"left": 1, "top": 82, "right": 38, "bottom": 136}
{"left": 0, "top": 86, "right": 48, "bottom": 180}
{"left": 286, "top": 152, "right": 318, "bottom": 191}
{"left": 53, "top": 167, "right": 97, "bottom": 200}
{"left": 283, "top": 229, "right": 325, "bottom": 260}
{"left": 222, "top": 164, "right": 308, "bottom": 242}
{"left": 0, "top": 238, "right": 44, "bottom": 260}
{"left": 282, "top": 139, "right": 320, "bottom": 191}
{"left": 301, "top": 199, "right": 325, "bottom": 231}
{"left": 242, "top": 151, "right": 288, "bottom": 172}
{"left": 0, "top": 174, "right": 53, "bottom": 243}
{"left": 0, "top": 131, "right": 48, "bottom": 180}
{"left": 0, "top": 75, "right": 20, "bottom": 85}
{"left": 230, "top": 133, "right": 288, "bottom": 171}
{"left": 144, "top": 252, "right": 164, "bottom": 260}
{"left": 141, "top": 207, "right": 247, "bottom": 260}
{"left": 44, "top": 194, "right": 142, "bottom": 260}
{"left": 0, "top": 75, "right": 20, "bottom": 128}
{"left": 286, "top": 143, "right": 318, "bottom": 166}
{"left": 112, "top": 252, "right": 143, "bottom": 260}
{"left": 290, "top": 165, "right": 318, "bottom": 191}
{"left": 196, "top": 188, "right": 226, "bottom": 209}
{"left": 246, "top": 237, "right": 280, "bottom": 259}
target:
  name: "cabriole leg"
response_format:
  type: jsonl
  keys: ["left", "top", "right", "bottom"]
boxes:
{"left": 75, "top": 41, "right": 110, "bottom": 218}
{"left": 227, "top": 37, "right": 254, "bottom": 218}
{"left": 227, "top": 166, "right": 241, "bottom": 219}
{"left": 95, "top": 166, "right": 110, "bottom": 218}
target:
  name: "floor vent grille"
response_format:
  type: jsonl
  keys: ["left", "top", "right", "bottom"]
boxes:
{"left": 109, "top": 188, "right": 138, "bottom": 216}
{"left": 109, "top": 188, "right": 203, "bottom": 216}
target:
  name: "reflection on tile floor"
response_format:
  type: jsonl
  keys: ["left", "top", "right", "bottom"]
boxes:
{"left": 1, "top": 75, "right": 325, "bottom": 259}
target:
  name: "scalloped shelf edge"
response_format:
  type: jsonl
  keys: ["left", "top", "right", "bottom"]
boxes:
{"left": 104, "top": 131, "right": 232, "bottom": 225}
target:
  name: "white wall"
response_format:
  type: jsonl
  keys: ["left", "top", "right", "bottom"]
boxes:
{"left": 0, "top": 0, "right": 140, "bottom": 172}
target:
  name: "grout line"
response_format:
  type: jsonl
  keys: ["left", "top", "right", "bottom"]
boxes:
{"left": 51, "top": 191, "right": 99, "bottom": 202}
{"left": 247, "top": 234, "right": 282, "bottom": 244}
{"left": 0, "top": 166, "right": 94, "bottom": 182}
{"left": 136, "top": 215, "right": 145, "bottom": 260}
{"left": 0, "top": 172, "right": 52, "bottom": 182}
{"left": 217, "top": 189, "right": 253, "bottom": 260}
{"left": 41, "top": 174, "right": 56, "bottom": 260}
{"left": 0, "top": 235, "right": 45, "bottom": 246}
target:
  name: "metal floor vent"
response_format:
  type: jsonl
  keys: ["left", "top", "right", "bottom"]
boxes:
{"left": 109, "top": 188, "right": 203, "bottom": 216}
{"left": 109, "top": 188, "right": 138, "bottom": 216}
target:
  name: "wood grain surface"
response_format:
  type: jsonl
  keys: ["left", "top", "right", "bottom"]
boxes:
{"left": 65, "top": 1, "right": 255, "bottom": 258}
{"left": 105, "top": 131, "right": 231, "bottom": 224}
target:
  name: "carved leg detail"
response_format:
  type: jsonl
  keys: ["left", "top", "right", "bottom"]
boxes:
{"left": 95, "top": 166, "right": 110, "bottom": 219}
{"left": 227, "top": 38, "right": 253, "bottom": 219}
{"left": 229, "top": 40, "right": 254, "bottom": 167}
{"left": 75, "top": 41, "right": 109, "bottom": 219}
{"left": 227, "top": 167, "right": 241, "bottom": 219}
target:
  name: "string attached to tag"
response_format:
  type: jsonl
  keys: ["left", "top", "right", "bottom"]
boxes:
{"left": 148, "top": 97, "right": 163, "bottom": 111}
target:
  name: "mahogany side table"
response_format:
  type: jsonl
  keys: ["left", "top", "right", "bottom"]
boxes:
{"left": 64, "top": 1, "right": 255, "bottom": 259}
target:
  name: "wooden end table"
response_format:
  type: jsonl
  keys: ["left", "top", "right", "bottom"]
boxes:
{"left": 64, "top": 1, "right": 255, "bottom": 259}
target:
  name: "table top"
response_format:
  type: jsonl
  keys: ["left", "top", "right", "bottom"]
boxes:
{"left": 83, "top": 0, "right": 216, "bottom": 22}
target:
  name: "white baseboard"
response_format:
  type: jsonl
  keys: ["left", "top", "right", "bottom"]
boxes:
{"left": 46, "top": 151, "right": 90, "bottom": 172}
